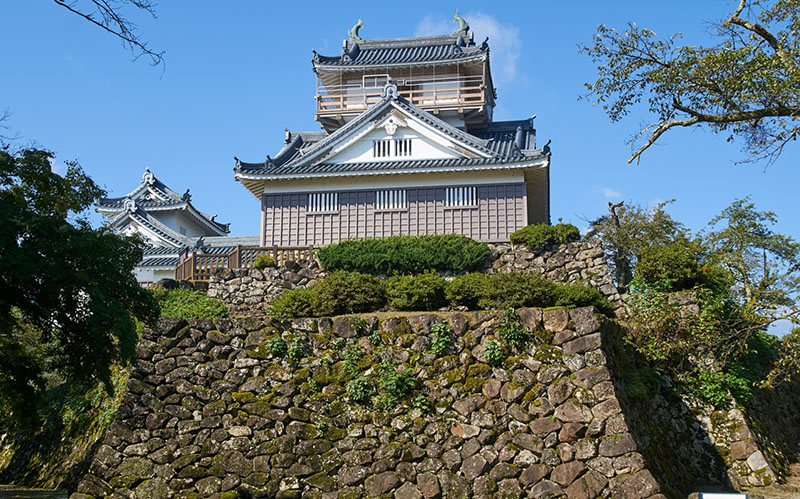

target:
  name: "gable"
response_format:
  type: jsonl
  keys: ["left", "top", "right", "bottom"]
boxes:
{"left": 306, "top": 101, "right": 494, "bottom": 167}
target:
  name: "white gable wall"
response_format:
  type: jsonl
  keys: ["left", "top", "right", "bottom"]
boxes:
{"left": 326, "top": 126, "right": 462, "bottom": 164}
{"left": 150, "top": 210, "right": 215, "bottom": 238}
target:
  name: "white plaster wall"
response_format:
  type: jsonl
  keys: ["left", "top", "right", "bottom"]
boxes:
{"left": 327, "top": 126, "right": 460, "bottom": 164}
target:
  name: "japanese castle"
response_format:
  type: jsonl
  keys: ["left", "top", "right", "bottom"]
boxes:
{"left": 96, "top": 169, "right": 256, "bottom": 284}
{"left": 234, "top": 14, "right": 551, "bottom": 247}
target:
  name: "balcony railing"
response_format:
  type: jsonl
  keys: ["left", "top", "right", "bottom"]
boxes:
{"left": 316, "top": 75, "right": 486, "bottom": 116}
{"left": 175, "top": 245, "right": 315, "bottom": 282}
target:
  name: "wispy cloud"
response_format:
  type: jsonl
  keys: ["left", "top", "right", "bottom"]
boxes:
{"left": 415, "top": 12, "right": 521, "bottom": 87}
{"left": 600, "top": 187, "right": 622, "bottom": 199}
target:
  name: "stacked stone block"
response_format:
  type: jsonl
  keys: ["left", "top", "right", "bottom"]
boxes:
{"left": 71, "top": 307, "right": 665, "bottom": 498}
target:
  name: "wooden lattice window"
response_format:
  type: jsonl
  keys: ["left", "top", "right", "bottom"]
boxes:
{"left": 445, "top": 186, "right": 478, "bottom": 207}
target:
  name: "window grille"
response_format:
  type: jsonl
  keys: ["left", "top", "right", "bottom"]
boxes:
{"left": 445, "top": 186, "right": 478, "bottom": 207}
{"left": 394, "top": 138, "right": 412, "bottom": 156}
{"left": 373, "top": 139, "right": 412, "bottom": 158}
{"left": 375, "top": 189, "right": 407, "bottom": 210}
{"left": 307, "top": 192, "right": 338, "bottom": 213}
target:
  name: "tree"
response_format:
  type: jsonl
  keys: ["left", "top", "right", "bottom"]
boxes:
{"left": 581, "top": 0, "right": 800, "bottom": 165}
{"left": 704, "top": 197, "right": 800, "bottom": 325}
{"left": 0, "top": 148, "right": 159, "bottom": 424}
{"left": 585, "top": 200, "right": 686, "bottom": 288}
{"left": 52, "top": 0, "right": 164, "bottom": 66}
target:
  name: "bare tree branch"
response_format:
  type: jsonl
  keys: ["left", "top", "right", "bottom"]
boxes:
{"left": 52, "top": 0, "right": 164, "bottom": 67}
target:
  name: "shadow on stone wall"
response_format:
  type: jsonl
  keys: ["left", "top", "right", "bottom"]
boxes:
{"left": 600, "top": 319, "right": 734, "bottom": 497}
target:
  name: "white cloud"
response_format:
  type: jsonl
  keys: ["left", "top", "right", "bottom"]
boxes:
{"left": 415, "top": 12, "right": 521, "bottom": 87}
{"left": 601, "top": 187, "right": 622, "bottom": 199}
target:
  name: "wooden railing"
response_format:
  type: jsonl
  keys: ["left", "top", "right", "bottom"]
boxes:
{"left": 175, "top": 245, "right": 315, "bottom": 282}
{"left": 316, "top": 77, "right": 486, "bottom": 116}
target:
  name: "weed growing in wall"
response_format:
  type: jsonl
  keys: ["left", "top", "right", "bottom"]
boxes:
{"left": 288, "top": 336, "right": 309, "bottom": 362}
{"left": 431, "top": 322, "right": 453, "bottom": 357}
{"left": 499, "top": 307, "right": 528, "bottom": 352}
{"left": 265, "top": 337, "right": 288, "bottom": 358}
{"left": 346, "top": 376, "right": 374, "bottom": 405}
{"left": 484, "top": 340, "right": 505, "bottom": 367}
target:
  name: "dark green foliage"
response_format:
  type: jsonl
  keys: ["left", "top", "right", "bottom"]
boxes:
{"left": 430, "top": 322, "right": 453, "bottom": 357}
{"left": 253, "top": 254, "right": 276, "bottom": 270}
{"left": 349, "top": 316, "right": 368, "bottom": 335}
{"left": 635, "top": 238, "right": 706, "bottom": 291}
{"left": 311, "top": 272, "right": 387, "bottom": 317}
{"left": 445, "top": 273, "right": 614, "bottom": 314}
{"left": 385, "top": 272, "right": 446, "bottom": 311}
{"left": 442, "top": 273, "right": 489, "bottom": 310}
{"left": 346, "top": 376, "right": 373, "bottom": 405}
{"left": 484, "top": 340, "right": 505, "bottom": 367}
{"left": 343, "top": 343, "right": 365, "bottom": 376}
{"left": 316, "top": 234, "right": 490, "bottom": 275}
{"left": 152, "top": 288, "right": 229, "bottom": 320}
{"left": 270, "top": 287, "right": 316, "bottom": 320}
{"left": 0, "top": 148, "right": 159, "bottom": 425}
{"left": 510, "top": 223, "right": 580, "bottom": 252}
{"left": 376, "top": 358, "right": 417, "bottom": 409}
{"left": 288, "top": 336, "right": 309, "bottom": 362}
{"left": 498, "top": 307, "right": 527, "bottom": 352}
{"left": 264, "top": 337, "right": 287, "bottom": 358}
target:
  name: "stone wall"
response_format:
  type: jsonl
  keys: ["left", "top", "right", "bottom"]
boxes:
{"left": 207, "top": 259, "right": 323, "bottom": 315}
{"left": 71, "top": 308, "right": 671, "bottom": 499}
{"left": 208, "top": 240, "right": 621, "bottom": 317}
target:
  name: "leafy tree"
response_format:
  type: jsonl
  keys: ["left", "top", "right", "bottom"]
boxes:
{"left": 704, "top": 197, "right": 800, "bottom": 327}
{"left": 0, "top": 148, "right": 159, "bottom": 425}
{"left": 585, "top": 200, "right": 686, "bottom": 288}
{"left": 582, "top": 0, "right": 800, "bottom": 165}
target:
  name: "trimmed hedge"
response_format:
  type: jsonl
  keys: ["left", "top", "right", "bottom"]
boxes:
{"left": 316, "top": 234, "right": 491, "bottom": 275}
{"left": 271, "top": 270, "right": 614, "bottom": 319}
{"left": 271, "top": 271, "right": 386, "bottom": 319}
{"left": 445, "top": 272, "right": 614, "bottom": 315}
{"left": 385, "top": 272, "right": 446, "bottom": 311}
{"left": 510, "top": 223, "right": 580, "bottom": 252}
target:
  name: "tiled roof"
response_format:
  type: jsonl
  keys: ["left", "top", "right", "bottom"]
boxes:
{"left": 234, "top": 93, "right": 521, "bottom": 178}
{"left": 236, "top": 156, "right": 545, "bottom": 177}
{"left": 235, "top": 96, "right": 546, "bottom": 179}
{"left": 313, "top": 34, "right": 488, "bottom": 69}
{"left": 97, "top": 169, "right": 230, "bottom": 234}
{"left": 140, "top": 255, "right": 180, "bottom": 268}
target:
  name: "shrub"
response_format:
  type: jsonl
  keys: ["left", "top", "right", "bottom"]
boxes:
{"left": 484, "top": 340, "right": 505, "bottom": 367}
{"left": 430, "top": 322, "right": 453, "bottom": 357}
{"left": 264, "top": 337, "right": 287, "bottom": 358}
{"left": 152, "top": 287, "right": 229, "bottom": 319}
{"left": 552, "top": 283, "right": 616, "bottom": 316}
{"left": 253, "top": 254, "right": 277, "bottom": 270}
{"left": 386, "top": 272, "right": 446, "bottom": 311}
{"left": 317, "top": 234, "right": 490, "bottom": 275}
{"left": 510, "top": 223, "right": 580, "bottom": 252}
{"left": 313, "top": 271, "right": 386, "bottom": 316}
{"left": 270, "top": 287, "right": 316, "bottom": 320}
{"left": 444, "top": 273, "right": 490, "bottom": 310}
{"left": 346, "top": 376, "right": 373, "bottom": 405}
{"left": 498, "top": 307, "right": 527, "bottom": 352}
{"left": 270, "top": 272, "right": 386, "bottom": 319}
{"left": 634, "top": 238, "right": 704, "bottom": 291}
{"left": 445, "top": 272, "right": 614, "bottom": 314}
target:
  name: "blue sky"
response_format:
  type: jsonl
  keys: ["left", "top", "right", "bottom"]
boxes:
{"left": 2, "top": 1, "right": 798, "bottom": 241}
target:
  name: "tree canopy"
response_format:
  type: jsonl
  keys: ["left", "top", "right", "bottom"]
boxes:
{"left": 582, "top": 0, "right": 800, "bottom": 165}
{"left": 0, "top": 148, "right": 159, "bottom": 423}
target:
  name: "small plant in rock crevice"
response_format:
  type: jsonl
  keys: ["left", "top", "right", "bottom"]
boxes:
{"left": 376, "top": 358, "right": 417, "bottom": 410}
{"left": 430, "top": 322, "right": 453, "bottom": 357}
{"left": 346, "top": 376, "right": 374, "bottom": 405}
{"left": 265, "top": 337, "right": 288, "bottom": 358}
{"left": 288, "top": 336, "right": 309, "bottom": 362}
{"left": 343, "top": 343, "right": 365, "bottom": 376}
{"left": 484, "top": 340, "right": 505, "bottom": 367}
{"left": 499, "top": 307, "right": 528, "bottom": 352}
{"left": 370, "top": 330, "right": 383, "bottom": 347}
{"left": 349, "top": 316, "right": 368, "bottom": 336}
